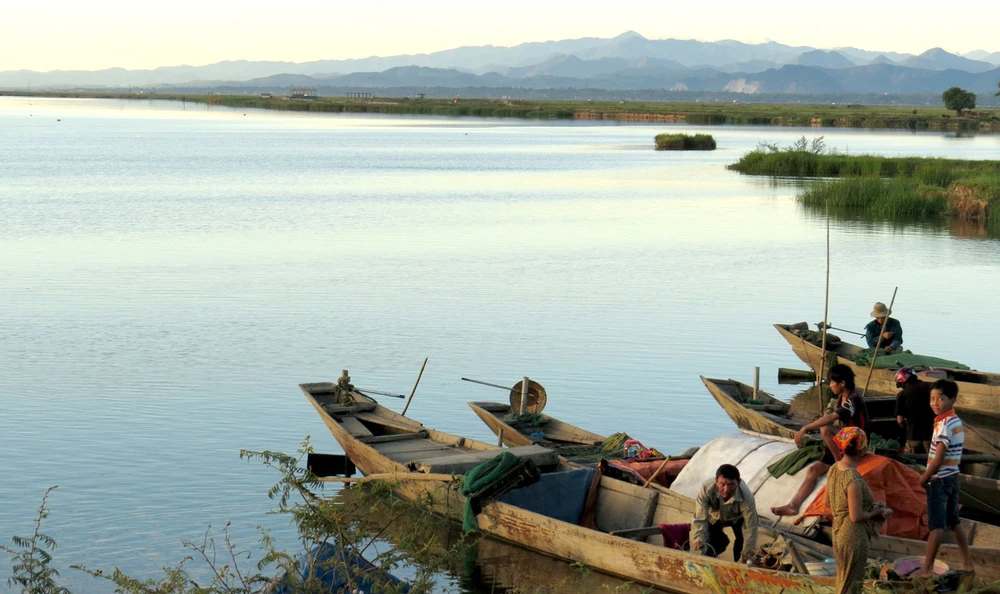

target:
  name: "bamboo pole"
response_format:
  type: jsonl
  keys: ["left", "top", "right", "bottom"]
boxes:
{"left": 753, "top": 367, "right": 760, "bottom": 402}
{"left": 316, "top": 473, "right": 457, "bottom": 485}
{"left": 785, "top": 541, "right": 810, "bottom": 574}
{"left": 401, "top": 357, "right": 428, "bottom": 417}
{"left": 862, "top": 287, "right": 899, "bottom": 398}
{"left": 642, "top": 456, "right": 675, "bottom": 488}
{"left": 817, "top": 200, "right": 831, "bottom": 411}
{"left": 520, "top": 376, "right": 530, "bottom": 414}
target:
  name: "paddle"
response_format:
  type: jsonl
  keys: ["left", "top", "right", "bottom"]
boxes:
{"left": 316, "top": 473, "right": 458, "bottom": 485}
{"left": 401, "top": 357, "right": 428, "bottom": 417}
{"left": 817, "top": 200, "right": 831, "bottom": 411}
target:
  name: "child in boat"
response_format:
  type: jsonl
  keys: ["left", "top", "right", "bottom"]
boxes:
{"left": 771, "top": 364, "right": 869, "bottom": 517}
{"left": 894, "top": 367, "right": 934, "bottom": 454}
{"left": 916, "top": 379, "right": 974, "bottom": 577}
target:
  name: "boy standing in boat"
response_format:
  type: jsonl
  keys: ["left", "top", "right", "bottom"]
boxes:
{"left": 865, "top": 302, "right": 903, "bottom": 355}
{"left": 917, "top": 379, "right": 975, "bottom": 577}
{"left": 771, "top": 364, "right": 870, "bottom": 517}
{"left": 690, "top": 464, "right": 759, "bottom": 562}
{"left": 895, "top": 367, "right": 935, "bottom": 454}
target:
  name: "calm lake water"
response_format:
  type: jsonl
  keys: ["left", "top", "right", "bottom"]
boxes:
{"left": 1, "top": 96, "right": 998, "bottom": 592}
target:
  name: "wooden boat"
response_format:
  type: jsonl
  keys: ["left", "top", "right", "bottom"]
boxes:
{"left": 701, "top": 376, "right": 1000, "bottom": 523}
{"left": 468, "top": 401, "right": 606, "bottom": 448}
{"left": 466, "top": 397, "right": 1000, "bottom": 584}
{"left": 306, "top": 381, "right": 878, "bottom": 593}
{"left": 775, "top": 322, "right": 1000, "bottom": 421}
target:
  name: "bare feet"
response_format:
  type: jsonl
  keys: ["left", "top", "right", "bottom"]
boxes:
{"left": 770, "top": 504, "right": 800, "bottom": 517}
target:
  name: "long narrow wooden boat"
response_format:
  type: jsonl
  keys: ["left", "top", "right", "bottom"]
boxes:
{"left": 467, "top": 396, "right": 1000, "bottom": 584}
{"left": 701, "top": 376, "right": 1000, "bottom": 523}
{"left": 469, "top": 401, "right": 606, "bottom": 448}
{"left": 306, "top": 381, "right": 870, "bottom": 593}
{"left": 775, "top": 322, "right": 1000, "bottom": 420}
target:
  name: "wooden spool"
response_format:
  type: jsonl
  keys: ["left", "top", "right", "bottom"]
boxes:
{"left": 509, "top": 379, "right": 547, "bottom": 414}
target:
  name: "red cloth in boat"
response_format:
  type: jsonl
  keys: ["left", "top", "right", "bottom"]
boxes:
{"left": 800, "top": 454, "right": 928, "bottom": 540}
{"left": 608, "top": 458, "right": 689, "bottom": 488}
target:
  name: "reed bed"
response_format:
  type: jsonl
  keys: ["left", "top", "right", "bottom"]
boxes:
{"left": 731, "top": 145, "right": 1000, "bottom": 224}
{"left": 655, "top": 133, "right": 717, "bottom": 150}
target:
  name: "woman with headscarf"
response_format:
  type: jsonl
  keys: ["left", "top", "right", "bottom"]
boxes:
{"left": 827, "top": 427, "right": 890, "bottom": 594}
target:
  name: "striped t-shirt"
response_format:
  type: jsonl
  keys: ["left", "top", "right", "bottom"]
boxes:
{"left": 929, "top": 410, "right": 964, "bottom": 479}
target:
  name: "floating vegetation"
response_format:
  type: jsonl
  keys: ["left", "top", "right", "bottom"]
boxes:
{"left": 654, "top": 133, "right": 717, "bottom": 150}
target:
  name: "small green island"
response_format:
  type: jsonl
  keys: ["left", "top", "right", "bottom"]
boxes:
{"left": 655, "top": 133, "right": 717, "bottom": 150}
{"left": 728, "top": 139, "right": 1000, "bottom": 226}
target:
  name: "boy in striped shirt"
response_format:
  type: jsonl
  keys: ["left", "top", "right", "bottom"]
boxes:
{"left": 917, "top": 379, "right": 975, "bottom": 576}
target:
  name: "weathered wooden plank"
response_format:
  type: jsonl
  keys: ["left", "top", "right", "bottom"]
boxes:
{"left": 324, "top": 402, "right": 377, "bottom": 415}
{"left": 359, "top": 431, "right": 428, "bottom": 445}
{"left": 412, "top": 445, "right": 558, "bottom": 475}
{"left": 338, "top": 416, "right": 374, "bottom": 438}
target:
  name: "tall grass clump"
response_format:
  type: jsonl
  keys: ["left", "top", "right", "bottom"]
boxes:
{"left": 801, "top": 178, "right": 948, "bottom": 218}
{"left": 654, "top": 133, "right": 716, "bottom": 150}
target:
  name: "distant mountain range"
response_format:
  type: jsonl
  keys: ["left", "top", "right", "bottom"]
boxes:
{"left": 2, "top": 32, "right": 998, "bottom": 99}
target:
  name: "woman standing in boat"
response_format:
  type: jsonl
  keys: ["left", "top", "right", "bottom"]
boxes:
{"left": 828, "top": 427, "right": 890, "bottom": 594}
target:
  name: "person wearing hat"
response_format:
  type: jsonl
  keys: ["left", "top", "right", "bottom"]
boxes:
{"left": 865, "top": 302, "right": 902, "bottom": 355}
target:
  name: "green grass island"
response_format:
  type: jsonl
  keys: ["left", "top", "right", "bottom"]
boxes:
{"left": 729, "top": 144, "right": 1000, "bottom": 226}
{"left": 654, "top": 133, "right": 717, "bottom": 150}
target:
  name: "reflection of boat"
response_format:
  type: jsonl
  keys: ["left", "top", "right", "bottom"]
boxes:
{"left": 333, "top": 486, "right": 658, "bottom": 593}
{"left": 467, "top": 395, "right": 1000, "bottom": 584}
{"left": 304, "top": 380, "right": 863, "bottom": 593}
{"left": 775, "top": 322, "right": 1000, "bottom": 419}
{"left": 702, "top": 376, "right": 1000, "bottom": 525}
{"left": 270, "top": 542, "right": 411, "bottom": 594}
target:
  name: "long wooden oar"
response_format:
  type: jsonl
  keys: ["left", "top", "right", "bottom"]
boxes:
{"left": 642, "top": 456, "right": 675, "bottom": 488}
{"left": 817, "top": 323, "right": 865, "bottom": 337}
{"left": 317, "top": 473, "right": 457, "bottom": 485}
{"left": 401, "top": 357, "right": 428, "bottom": 417}
{"left": 861, "top": 287, "right": 898, "bottom": 398}
{"left": 817, "top": 200, "right": 831, "bottom": 411}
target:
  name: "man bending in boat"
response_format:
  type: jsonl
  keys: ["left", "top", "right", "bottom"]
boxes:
{"left": 690, "top": 464, "right": 759, "bottom": 561}
{"left": 865, "top": 302, "right": 902, "bottom": 355}
{"left": 771, "top": 364, "right": 870, "bottom": 517}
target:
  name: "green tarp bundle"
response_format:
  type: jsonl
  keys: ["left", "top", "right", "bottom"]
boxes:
{"left": 767, "top": 444, "right": 825, "bottom": 478}
{"left": 848, "top": 348, "right": 971, "bottom": 371}
{"left": 460, "top": 452, "right": 523, "bottom": 532}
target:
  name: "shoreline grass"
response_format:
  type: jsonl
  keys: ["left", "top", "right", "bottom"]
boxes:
{"left": 730, "top": 142, "right": 1000, "bottom": 225}
{"left": 3, "top": 90, "right": 999, "bottom": 132}
{"left": 654, "top": 133, "right": 717, "bottom": 150}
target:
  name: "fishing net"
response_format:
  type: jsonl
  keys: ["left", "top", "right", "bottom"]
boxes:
{"left": 551, "top": 432, "right": 665, "bottom": 465}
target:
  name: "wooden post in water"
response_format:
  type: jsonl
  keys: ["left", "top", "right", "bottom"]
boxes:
{"left": 520, "top": 376, "right": 530, "bottom": 414}
{"left": 817, "top": 200, "right": 831, "bottom": 411}
{"left": 753, "top": 367, "right": 760, "bottom": 402}
{"left": 862, "top": 287, "right": 899, "bottom": 398}
{"left": 497, "top": 427, "right": 504, "bottom": 447}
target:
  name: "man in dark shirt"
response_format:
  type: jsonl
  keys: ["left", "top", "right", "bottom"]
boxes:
{"left": 895, "top": 367, "right": 934, "bottom": 454}
{"left": 865, "top": 301, "right": 903, "bottom": 354}
{"left": 772, "top": 364, "right": 870, "bottom": 516}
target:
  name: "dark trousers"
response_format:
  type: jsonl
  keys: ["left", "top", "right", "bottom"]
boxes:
{"left": 706, "top": 518, "right": 744, "bottom": 561}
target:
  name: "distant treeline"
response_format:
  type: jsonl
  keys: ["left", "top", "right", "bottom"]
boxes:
{"left": 5, "top": 91, "right": 999, "bottom": 132}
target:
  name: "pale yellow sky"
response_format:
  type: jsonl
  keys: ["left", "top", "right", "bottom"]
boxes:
{"left": 3, "top": 0, "right": 998, "bottom": 71}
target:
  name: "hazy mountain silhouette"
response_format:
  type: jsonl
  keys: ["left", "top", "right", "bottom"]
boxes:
{"left": 793, "top": 50, "right": 856, "bottom": 69}
{"left": 899, "top": 48, "right": 994, "bottom": 72}
{"left": 1, "top": 32, "right": 997, "bottom": 98}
